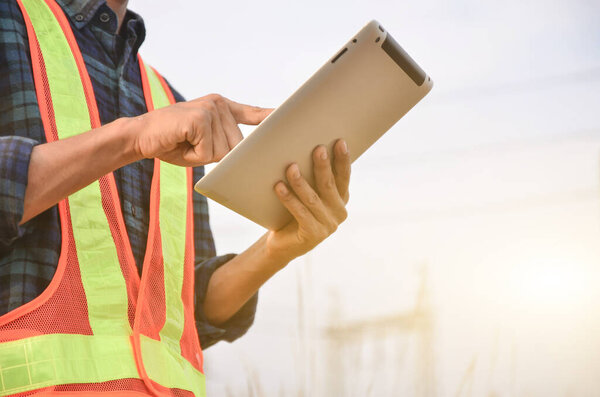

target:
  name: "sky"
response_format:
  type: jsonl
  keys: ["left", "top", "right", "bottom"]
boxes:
{"left": 133, "top": 0, "right": 600, "bottom": 395}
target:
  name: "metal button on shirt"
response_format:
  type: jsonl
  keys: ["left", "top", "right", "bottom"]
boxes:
{"left": 99, "top": 12, "right": 110, "bottom": 23}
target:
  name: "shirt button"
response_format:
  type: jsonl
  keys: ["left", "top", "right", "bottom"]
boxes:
{"left": 99, "top": 12, "right": 111, "bottom": 23}
{"left": 131, "top": 205, "right": 136, "bottom": 217}
{"left": 75, "top": 14, "right": 84, "bottom": 22}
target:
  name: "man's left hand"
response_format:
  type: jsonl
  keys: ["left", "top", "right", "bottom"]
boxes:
{"left": 265, "top": 139, "right": 351, "bottom": 265}
{"left": 202, "top": 139, "right": 350, "bottom": 324}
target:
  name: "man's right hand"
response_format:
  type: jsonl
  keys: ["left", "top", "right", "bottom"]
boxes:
{"left": 131, "top": 93, "right": 272, "bottom": 167}
{"left": 21, "top": 94, "right": 271, "bottom": 224}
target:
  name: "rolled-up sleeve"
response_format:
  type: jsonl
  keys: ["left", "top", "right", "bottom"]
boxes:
{"left": 0, "top": 136, "right": 38, "bottom": 247}
{"left": 194, "top": 253, "right": 259, "bottom": 349}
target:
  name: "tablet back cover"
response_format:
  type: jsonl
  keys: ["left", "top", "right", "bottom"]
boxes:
{"left": 195, "top": 20, "right": 433, "bottom": 230}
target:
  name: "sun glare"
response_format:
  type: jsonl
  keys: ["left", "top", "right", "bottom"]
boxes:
{"left": 508, "top": 258, "right": 589, "bottom": 310}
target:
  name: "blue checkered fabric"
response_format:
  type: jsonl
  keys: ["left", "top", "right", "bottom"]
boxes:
{"left": 0, "top": 0, "right": 256, "bottom": 348}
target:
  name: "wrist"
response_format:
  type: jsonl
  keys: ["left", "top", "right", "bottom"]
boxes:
{"left": 110, "top": 116, "right": 145, "bottom": 164}
{"left": 259, "top": 232, "right": 296, "bottom": 271}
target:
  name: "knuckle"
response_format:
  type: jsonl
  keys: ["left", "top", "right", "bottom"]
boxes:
{"left": 325, "top": 177, "right": 336, "bottom": 190}
{"left": 202, "top": 99, "right": 218, "bottom": 113}
{"left": 327, "top": 220, "right": 338, "bottom": 234}
{"left": 198, "top": 108, "right": 211, "bottom": 122}
{"left": 297, "top": 204, "right": 310, "bottom": 218}
{"left": 214, "top": 151, "right": 226, "bottom": 162}
{"left": 306, "top": 192, "right": 319, "bottom": 206}
{"left": 208, "top": 101, "right": 218, "bottom": 113}
{"left": 213, "top": 94, "right": 227, "bottom": 107}
{"left": 206, "top": 93, "right": 222, "bottom": 101}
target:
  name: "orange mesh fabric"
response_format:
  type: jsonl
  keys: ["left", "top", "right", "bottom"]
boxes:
{"left": 133, "top": 160, "right": 167, "bottom": 341}
{"left": 179, "top": 168, "right": 203, "bottom": 371}
{"left": 137, "top": 66, "right": 204, "bottom": 373}
{"left": 135, "top": 60, "right": 205, "bottom": 380}
{"left": 0, "top": 22, "right": 92, "bottom": 340}
{"left": 99, "top": 175, "right": 141, "bottom": 328}
{"left": 0, "top": 199, "right": 93, "bottom": 341}
{"left": 42, "top": 0, "right": 143, "bottom": 330}
{"left": 0, "top": 2, "right": 206, "bottom": 395}
{"left": 9, "top": 379, "right": 151, "bottom": 396}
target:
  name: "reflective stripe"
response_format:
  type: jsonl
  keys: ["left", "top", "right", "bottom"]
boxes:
{"left": 20, "top": 0, "right": 131, "bottom": 336}
{"left": 0, "top": 334, "right": 136, "bottom": 395}
{"left": 21, "top": 0, "right": 88, "bottom": 138}
{"left": 5, "top": 1, "right": 203, "bottom": 395}
{"left": 144, "top": 65, "right": 188, "bottom": 351}
{"left": 0, "top": 334, "right": 205, "bottom": 396}
{"left": 140, "top": 336, "right": 205, "bottom": 396}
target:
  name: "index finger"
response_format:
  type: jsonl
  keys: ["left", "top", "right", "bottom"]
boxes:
{"left": 225, "top": 98, "right": 273, "bottom": 125}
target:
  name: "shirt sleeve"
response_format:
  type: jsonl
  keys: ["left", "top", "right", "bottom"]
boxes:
{"left": 194, "top": 254, "right": 258, "bottom": 349}
{"left": 0, "top": 136, "right": 38, "bottom": 247}
{"left": 166, "top": 81, "right": 259, "bottom": 348}
{"left": 0, "top": 0, "right": 46, "bottom": 248}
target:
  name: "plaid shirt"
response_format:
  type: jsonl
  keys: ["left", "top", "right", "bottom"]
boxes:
{"left": 0, "top": 0, "right": 257, "bottom": 349}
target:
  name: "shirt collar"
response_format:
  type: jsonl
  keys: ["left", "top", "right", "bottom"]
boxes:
{"left": 55, "top": 0, "right": 146, "bottom": 49}
{"left": 56, "top": 0, "right": 107, "bottom": 29}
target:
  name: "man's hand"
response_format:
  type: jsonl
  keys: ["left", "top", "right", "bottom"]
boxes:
{"left": 21, "top": 93, "right": 271, "bottom": 223}
{"left": 132, "top": 93, "right": 272, "bottom": 167}
{"left": 266, "top": 139, "right": 351, "bottom": 264}
{"left": 202, "top": 140, "right": 351, "bottom": 325}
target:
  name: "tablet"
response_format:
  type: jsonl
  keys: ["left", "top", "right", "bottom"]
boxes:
{"left": 195, "top": 20, "right": 433, "bottom": 230}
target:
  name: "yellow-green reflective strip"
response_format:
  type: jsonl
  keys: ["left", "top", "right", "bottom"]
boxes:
{"left": 0, "top": 334, "right": 205, "bottom": 396}
{"left": 21, "top": 0, "right": 88, "bottom": 139}
{"left": 22, "top": 0, "right": 130, "bottom": 335}
{"left": 0, "top": 334, "right": 137, "bottom": 396}
{"left": 141, "top": 336, "right": 205, "bottom": 396}
{"left": 144, "top": 65, "right": 188, "bottom": 350}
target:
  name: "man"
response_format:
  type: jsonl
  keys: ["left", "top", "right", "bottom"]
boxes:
{"left": 0, "top": 0, "right": 350, "bottom": 394}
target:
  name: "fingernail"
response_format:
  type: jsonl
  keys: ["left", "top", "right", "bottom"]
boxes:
{"left": 340, "top": 140, "right": 348, "bottom": 154}
{"left": 276, "top": 182, "right": 288, "bottom": 195}
{"left": 320, "top": 147, "right": 328, "bottom": 160}
{"left": 290, "top": 163, "right": 301, "bottom": 179}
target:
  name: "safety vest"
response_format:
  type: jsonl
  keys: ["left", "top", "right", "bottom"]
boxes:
{"left": 0, "top": 0, "right": 206, "bottom": 396}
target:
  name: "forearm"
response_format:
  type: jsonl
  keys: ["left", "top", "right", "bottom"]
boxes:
{"left": 202, "top": 233, "right": 289, "bottom": 326}
{"left": 202, "top": 141, "right": 351, "bottom": 326}
{"left": 21, "top": 117, "right": 141, "bottom": 224}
